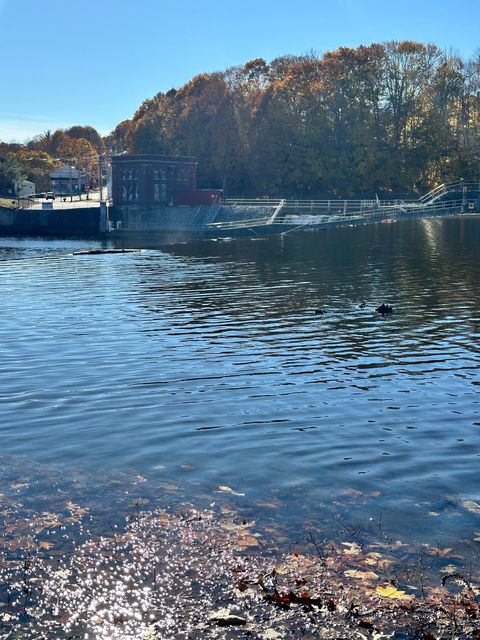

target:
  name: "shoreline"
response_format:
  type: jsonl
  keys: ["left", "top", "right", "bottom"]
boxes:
{"left": 1, "top": 207, "right": 479, "bottom": 245}
{"left": 1, "top": 455, "right": 480, "bottom": 638}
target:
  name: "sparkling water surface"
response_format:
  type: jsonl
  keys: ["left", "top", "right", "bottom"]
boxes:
{"left": 0, "top": 218, "right": 479, "bottom": 548}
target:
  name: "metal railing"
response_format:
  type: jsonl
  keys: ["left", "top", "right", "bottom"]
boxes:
{"left": 107, "top": 180, "right": 478, "bottom": 235}
{"left": 419, "top": 181, "right": 480, "bottom": 204}
{"left": 207, "top": 197, "right": 473, "bottom": 232}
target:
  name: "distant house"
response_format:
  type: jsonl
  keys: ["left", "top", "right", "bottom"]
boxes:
{"left": 15, "top": 179, "right": 35, "bottom": 198}
{"left": 50, "top": 165, "right": 88, "bottom": 195}
{"left": 111, "top": 154, "right": 222, "bottom": 206}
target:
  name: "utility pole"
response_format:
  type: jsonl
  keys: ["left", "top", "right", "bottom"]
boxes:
{"left": 77, "top": 158, "right": 81, "bottom": 199}
{"left": 98, "top": 154, "right": 103, "bottom": 202}
{"left": 69, "top": 165, "right": 73, "bottom": 202}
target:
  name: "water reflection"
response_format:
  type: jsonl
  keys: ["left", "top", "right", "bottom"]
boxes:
{"left": 0, "top": 218, "right": 479, "bottom": 550}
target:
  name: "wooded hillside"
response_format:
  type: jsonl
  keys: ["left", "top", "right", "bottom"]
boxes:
{"left": 113, "top": 41, "right": 480, "bottom": 198}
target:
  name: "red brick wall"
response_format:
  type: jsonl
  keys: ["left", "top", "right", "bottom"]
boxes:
{"left": 112, "top": 155, "right": 197, "bottom": 205}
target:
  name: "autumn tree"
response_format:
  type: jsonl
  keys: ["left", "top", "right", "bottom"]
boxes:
{"left": 109, "top": 41, "right": 480, "bottom": 197}
{"left": 65, "top": 125, "right": 104, "bottom": 151}
{"left": 0, "top": 154, "right": 26, "bottom": 196}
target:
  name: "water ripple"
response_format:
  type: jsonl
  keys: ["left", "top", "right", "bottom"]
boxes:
{"left": 1, "top": 219, "right": 480, "bottom": 545}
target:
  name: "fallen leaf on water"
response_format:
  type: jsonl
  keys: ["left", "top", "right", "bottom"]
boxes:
{"left": 261, "top": 629, "right": 282, "bottom": 639}
{"left": 157, "top": 483, "right": 178, "bottom": 492}
{"left": 158, "top": 513, "right": 169, "bottom": 527}
{"left": 66, "top": 501, "right": 89, "bottom": 516}
{"left": 39, "top": 541, "right": 54, "bottom": 550}
{"left": 462, "top": 500, "right": 480, "bottom": 514}
{"left": 364, "top": 552, "right": 391, "bottom": 566}
{"left": 236, "top": 534, "right": 260, "bottom": 548}
{"left": 232, "top": 565, "right": 245, "bottom": 573}
{"left": 220, "top": 505, "right": 234, "bottom": 514}
{"left": 235, "top": 586, "right": 258, "bottom": 599}
{"left": 35, "top": 517, "right": 62, "bottom": 534}
{"left": 340, "top": 488, "right": 380, "bottom": 499}
{"left": 221, "top": 522, "right": 242, "bottom": 533}
{"left": 344, "top": 569, "right": 379, "bottom": 581}
{"left": 218, "top": 485, "right": 245, "bottom": 497}
{"left": 234, "top": 579, "right": 249, "bottom": 592}
{"left": 425, "top": 546, "right": 454, "bottom": 558}
{"left": 341, "top": 541, "right": 361, "bottom": 555}
{"left": 375, "top": 585, "right": 413, "bottom": 600}
{"left": 256, "top": 502, "right": 280, "bottom": 509}
{"left": 10, "top": 482, "right": 28, "bottom": 490}
{"left": 340, "top": 488, "right": 364, "bottom": 499}
{"left": 209, "top": 608, "right": 247, "bottom": 626}
{"left": 440, "top": 564, "right": 458, "bottom": 574}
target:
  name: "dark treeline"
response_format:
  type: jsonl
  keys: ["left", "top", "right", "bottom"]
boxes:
{"left": 113, "top": 41, "right": 480, "bottom": 198}
{"left": 1, "top": 41, "right": 479, "bottom": 200}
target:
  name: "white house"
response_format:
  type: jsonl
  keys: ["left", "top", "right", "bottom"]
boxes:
{"left": 50, "top": 165, "right": 88, "bottom": 195}
{"left": 15, "top": 179, "right": 35, "bottom": 198}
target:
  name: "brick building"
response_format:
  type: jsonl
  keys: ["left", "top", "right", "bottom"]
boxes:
{"left": 111, "top": 154, "right": 221, "bottom": 206}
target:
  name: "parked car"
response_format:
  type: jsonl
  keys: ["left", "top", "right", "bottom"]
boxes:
{"left": 45, "top": 192, "right": 55, "bottom": 200}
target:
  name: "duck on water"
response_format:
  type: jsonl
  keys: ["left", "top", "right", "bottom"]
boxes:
{"left": 314, "top": 303, "right": 394, "bottom": 316}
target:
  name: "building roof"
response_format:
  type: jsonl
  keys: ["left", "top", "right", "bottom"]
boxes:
{"left": 112, "top": 154, "right": 197, "bottom": 165}
{"left": 50, "top": 165, "right": 86, "bottom": 179}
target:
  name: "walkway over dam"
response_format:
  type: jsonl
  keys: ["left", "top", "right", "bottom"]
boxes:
{"left": 207, "top": 180, "right": 480, "bottom": 233}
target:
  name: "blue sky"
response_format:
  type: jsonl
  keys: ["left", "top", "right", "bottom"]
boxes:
{"left": 0, "top": 0, "right": 478, "bottom": 142}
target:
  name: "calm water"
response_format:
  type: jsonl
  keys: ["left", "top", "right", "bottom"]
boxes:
{"left": 1, "top": 218, "right": 479, "bottom": 548}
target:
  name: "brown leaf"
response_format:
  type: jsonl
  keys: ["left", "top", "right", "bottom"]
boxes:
{"left": 344, "top": 569, "right": 379, "bottom": 581}
{"left": 39, "top": 541, "right": 54, "bottom": 549}
{"left": 236, "top": 534, "right": 260, "bottom": 548}
{"left": 235, "top": 579, "right": 249, "bottom": 592}
{"left": 462, "top": 500, "right": 480, "bottom": 514}
{"left": 256, "top": 502, "right": 280, "bottom": 509}
{"left": 341, "top": 541, "right": 361, "bottom": 555}
{"left": 158, "top": 483, "right": 178, "bottom": 492}
{"left": 425, "top": 546, "right": 454, "bottom": 558}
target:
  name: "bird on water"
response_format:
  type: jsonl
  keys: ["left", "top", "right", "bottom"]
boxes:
{"left": 376, "top": 303, "right": 393, "bottom": 315}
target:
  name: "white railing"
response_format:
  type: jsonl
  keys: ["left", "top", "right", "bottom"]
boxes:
{"left": 419, "top": 180, "right": 479, "bottom": 204}
{"left": 268, "top": 199, "right": 286, "bottom": 223}
{"left": 225, "top": 180, "right": 480, "bottom": 211}
{"left": 207, "top": 198, "right": 470, "bottom": 232}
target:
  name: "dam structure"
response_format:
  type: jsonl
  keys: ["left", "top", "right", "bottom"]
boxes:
{"left": 1, "top": 180, "right": 479, "bottom": 241}
{"left": 108, "top": 180, "right": 480, "bottom": 239}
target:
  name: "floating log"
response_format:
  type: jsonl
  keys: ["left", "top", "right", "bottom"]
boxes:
{"left": 73, "top": 249, "right": 139, "bottom": 256}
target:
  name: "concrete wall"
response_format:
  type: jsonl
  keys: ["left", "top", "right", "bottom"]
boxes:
{"left": 0, "top": 206, "right": 100, "bottom": 237}
{"left": 109, "top": 204, "right": 220, "bottom": 230}
{"left": 109, "top": 204, "right": 274, "bottom": 231}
